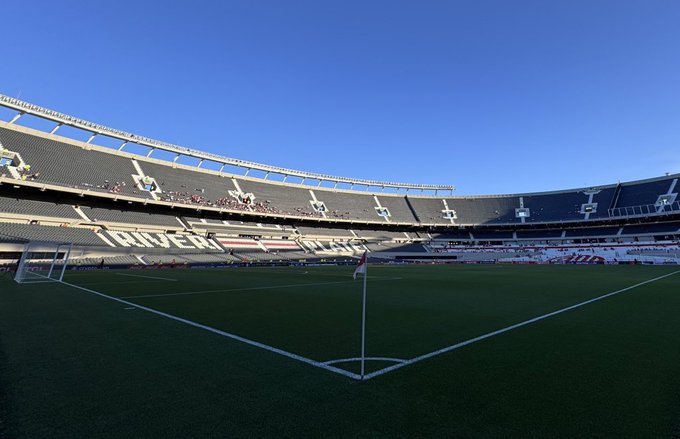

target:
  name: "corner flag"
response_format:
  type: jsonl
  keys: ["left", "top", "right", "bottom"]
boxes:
{"left": 355, "top": 251, "right": 369, "bottom": 379}
{"left": 354, "top": 251, "right": 367, "bottom": 280}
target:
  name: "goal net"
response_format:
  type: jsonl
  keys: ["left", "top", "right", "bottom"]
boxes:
{"left": 14, "top": 241, "right": 73, "bottom": 284}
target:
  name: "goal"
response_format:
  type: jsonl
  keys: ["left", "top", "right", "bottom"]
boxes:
{"left": 14, "top": 241, "right": 73, "bottom": 284}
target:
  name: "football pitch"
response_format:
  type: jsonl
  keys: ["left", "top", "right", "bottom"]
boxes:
{"left": 2, "top": 264, "right": 680, "bottom": 437}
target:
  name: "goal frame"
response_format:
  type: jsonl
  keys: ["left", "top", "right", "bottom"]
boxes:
{"left": 14, "top": 241, "right": 73, "bottom": 284}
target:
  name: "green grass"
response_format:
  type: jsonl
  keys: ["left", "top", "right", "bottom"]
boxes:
{"left": 1, "top": 264, "right": 680, "bottom": 437}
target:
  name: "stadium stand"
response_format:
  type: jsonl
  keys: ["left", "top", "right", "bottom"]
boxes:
{"left": 185, "top": 217, "right": 294, "bottom": 236}
{"left": 564, "top": 226, "right": 621, "bottom": 237}
{"left": 315, "top": 189, "right": 381, "bottom": 221}
{"left": 522, "top": 191, "right": 587, "bottom": 223}
{"left": 296, "top": 226, "right": 356, "bottom": 238}
{"left": 515, "top": 229, "right": 563, "bottom": 239}
{"left": 138, "top": 253, "right": 235, "bottom": 264}
{"left": 3, "top": 122, "right": 678, "bottom": 228}
{"left": 447, "top": 197, "right": 520, "bottom": 225}
{"left": 615, "top": 178, "right": 674, "bottom": 208}
{"left": 406, "top": 197, "right": 454, "bottom": 224}
{"left": 430, "top": 230, "right": 473, "bottom": 240}
{"left": 0, "top": 127, "right": 145, "bottom": 197}
{"left": 1, "top": 102, "right": 679, "bottom": 269}
{"left": 141, "top": 254, "right": 188, "bottom": 265}
{"left": 72, "top": 255, "right": 141, "bottom": 266}
{"left": 178, "top": 253, "right": 241, "bottom": 263}
{"left": 374, "top": 196, "right": 418, "bottom": 223}
{"left": 587, "top": 186, "right": 618, "bottom": 219}
{"left": 353, "top": 229, "right": 410, "bottom": 240}
{"left": 364, "top": 242, "right": 427, "bottom": 252}
{"left": 620, "top": 222, "right": 680, "bottom": 235}
{"left": 470, "top": 230, "right": 514, "bottom": 240}
{"left": 235, "top": 178, "right": 321, "bottom": 217}
{"left": 0, "top": 222, "right": 105, "bottom": 246}
{"left": 191, "top": 218, "right": 230, "bottom": 224}
{"left": 0, "top": 196, "right": 80, "bottom": 219}
{"left": 80, "top": 206, "right": 183, "bottom": 228}
{"left": 236, "top": 251, "right": 313, "bottom": 262}
{"left": 139, "top": 161, "right": 238, "bottom": 208}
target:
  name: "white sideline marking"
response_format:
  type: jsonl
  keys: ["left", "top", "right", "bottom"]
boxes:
{"left": 120, "top": 277, "right": 402, "bottom": 299}
{"left": 324, "top": 357, "right": 406, "bottom": 366}
{"left": 115, "top": 273, "right": 178, "bottom": 282}
{"left": 363, "top": 269, "right": 680, "bottom": 380}
{"left": 57, "top": 280, "right": 363, "bottom": 381}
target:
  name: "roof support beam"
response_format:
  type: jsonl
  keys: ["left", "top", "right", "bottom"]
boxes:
{"left": 8, "top": 112, "right": 23, "bottom": 124}
{"left": 50, "top": 123, "right": 62, "bottom": 134}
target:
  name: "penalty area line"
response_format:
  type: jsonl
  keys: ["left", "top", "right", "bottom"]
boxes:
{"left": 57, "top": 279, "right": 362, "bottom": 381}
{"left": 363, "top": 269, "right": 680, "bottom": 381}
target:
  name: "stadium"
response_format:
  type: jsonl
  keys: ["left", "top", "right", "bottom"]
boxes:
{"left": 1, "top": 94, "right": 679, "bottom": 266}
{"left": 1, "top": 92, "right": 680, "bottom": 437}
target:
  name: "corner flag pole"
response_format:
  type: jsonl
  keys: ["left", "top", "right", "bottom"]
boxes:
{"left": 355, "top": 251, "right": 368, "bottom": 380}
{"left": 354, "top": 251, "right": 369, "bottom": 379}
{"left": 361, "top": 258, "right": 368, "bottom": 379}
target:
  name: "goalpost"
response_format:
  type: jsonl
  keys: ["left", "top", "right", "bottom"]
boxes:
{"left": 14, "top": 241, "right": 73, "bottom": 284}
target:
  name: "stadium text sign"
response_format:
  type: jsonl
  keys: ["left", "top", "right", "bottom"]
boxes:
{"left": 301, "top": 240, "right": 366, "bottom": 253}
{"left": 100, "top": 231, "right": 221, "bottom": 250}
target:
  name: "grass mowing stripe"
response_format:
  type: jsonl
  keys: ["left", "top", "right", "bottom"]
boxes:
{"left": 364, "top": 269, "right": 680, "bottom": 380}
{"left": 57, "top": 279, "right": 363, "bottom": 380}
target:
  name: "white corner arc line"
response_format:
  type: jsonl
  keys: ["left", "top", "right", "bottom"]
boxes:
{"left": 324, "top": 357, "right": 407, "bottom": 366}
{"left": 57, "top": 280, "right": 362, "bottom": 381}
{"left": 363, "top": 269, "right": 680, "bottom": 381}
{"left": 115, "top": 273, "right": 178, "bottom": 282}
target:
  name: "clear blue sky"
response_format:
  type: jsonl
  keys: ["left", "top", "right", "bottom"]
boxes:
{"left": 2, "top": 0, "right": 679, "bottom": 195}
